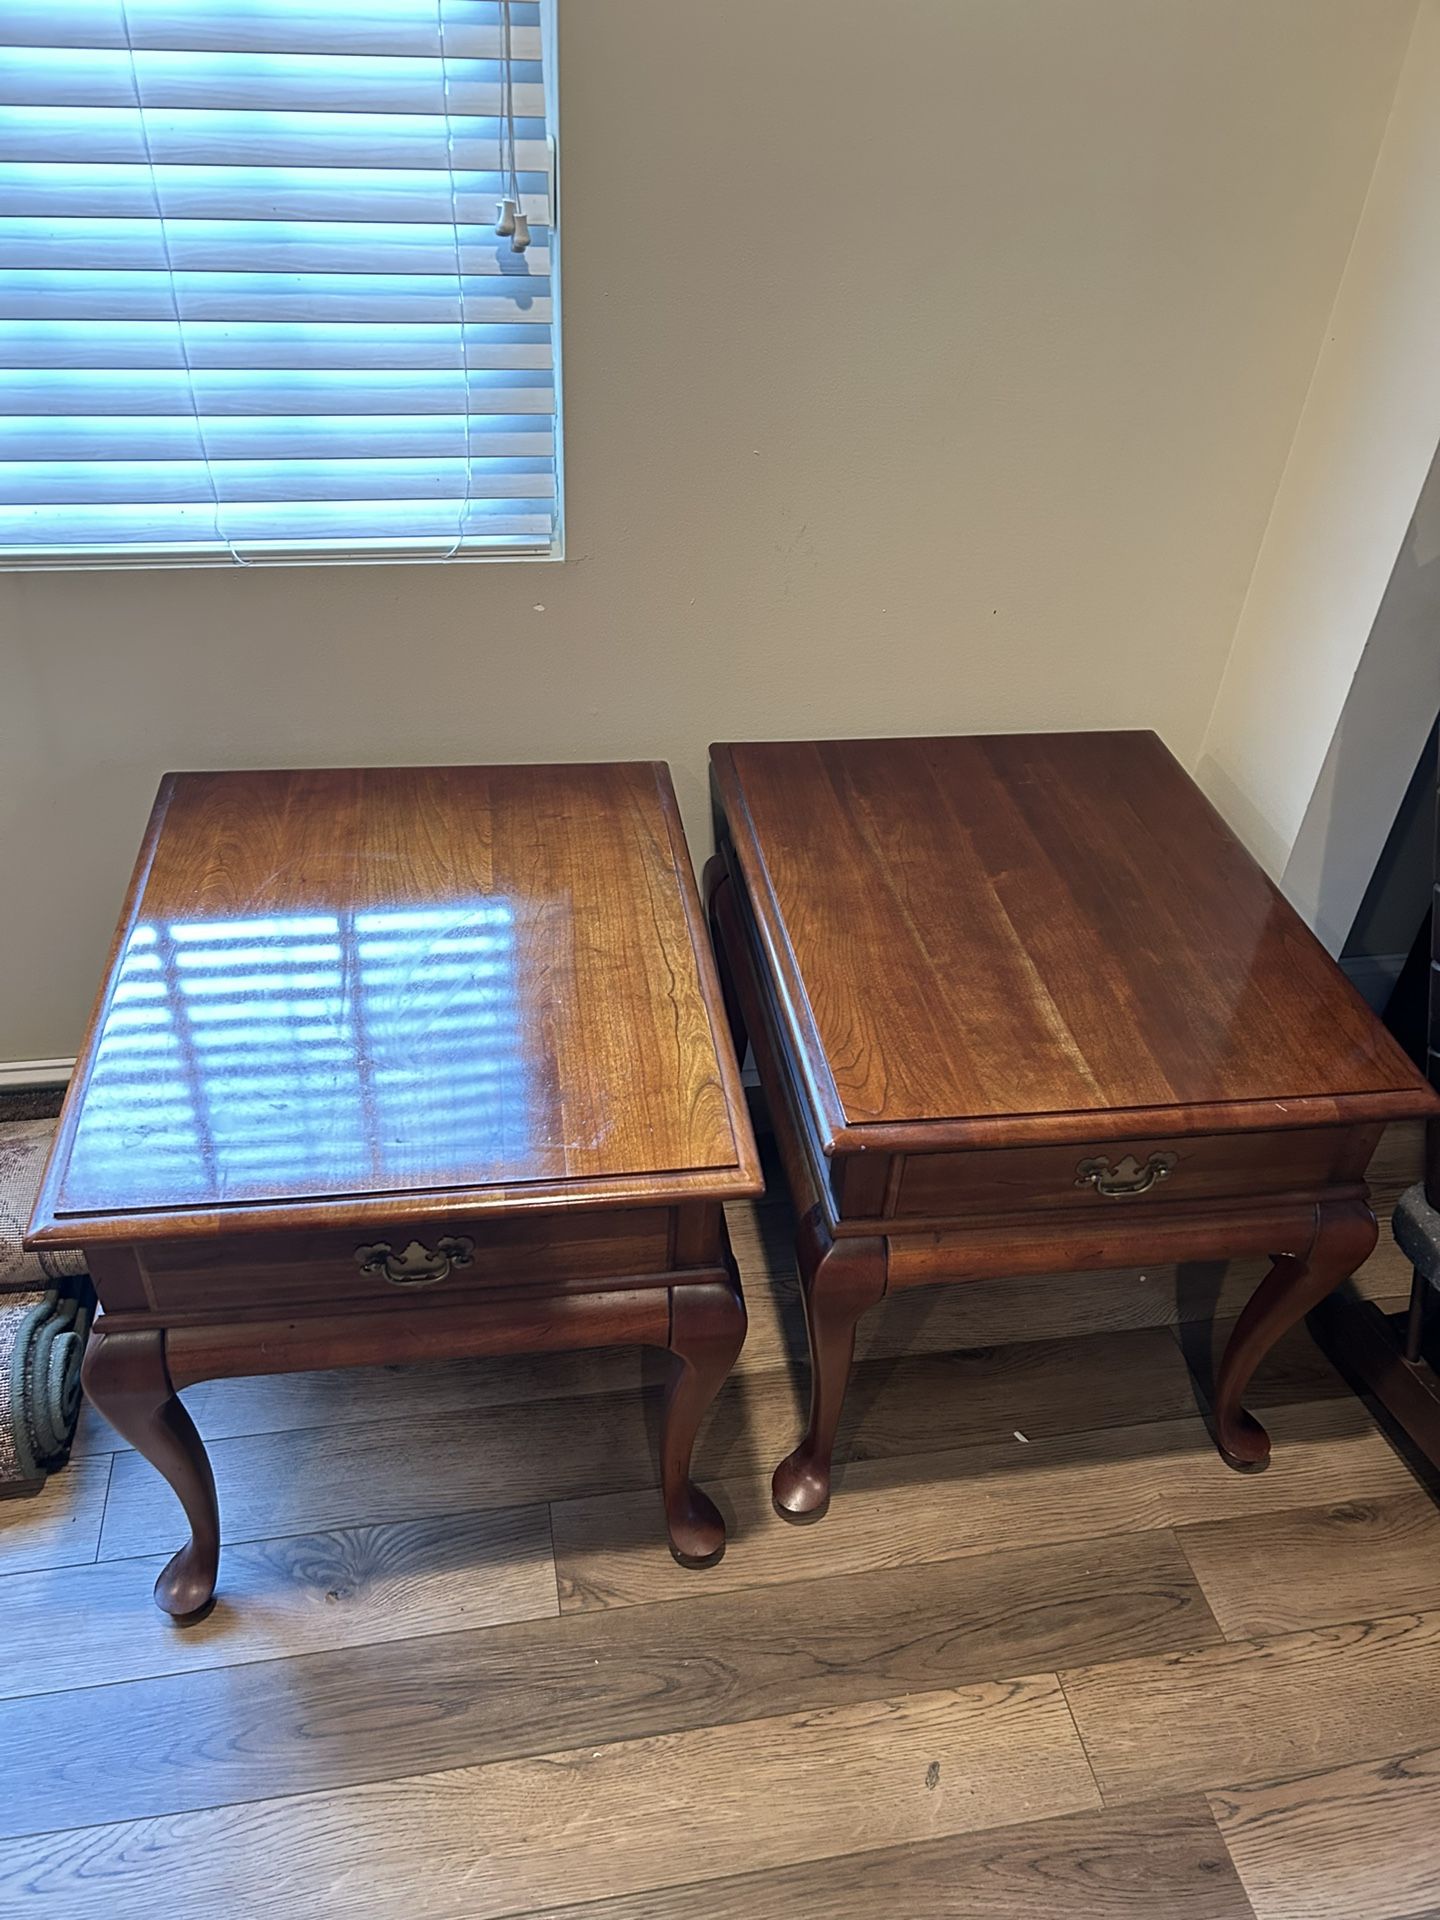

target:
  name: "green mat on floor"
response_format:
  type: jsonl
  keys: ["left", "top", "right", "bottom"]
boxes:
{"left": 0, "top": 1287, "right": 94, "bottom": 1484}
{"left": 0, "top": 1117, "right": 92, "bottom": 1488}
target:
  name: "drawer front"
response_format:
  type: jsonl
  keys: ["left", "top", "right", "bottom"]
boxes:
{"left": 140, "top": 1206, "right": 675, "bottom": 1315}
{"left": 892, "top": 1128, "right": 1368, "bottom": 1220}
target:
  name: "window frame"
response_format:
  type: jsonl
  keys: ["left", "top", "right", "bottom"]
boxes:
{"left": 0, "top": 0, "right": 564, "bottom": 573}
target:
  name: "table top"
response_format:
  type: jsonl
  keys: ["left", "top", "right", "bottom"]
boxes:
{"left": 713, "top": 731, "right": 1439, "bottom": 1151}
{"left": 31, "top": 763, "right": 760, "bottom": 1243}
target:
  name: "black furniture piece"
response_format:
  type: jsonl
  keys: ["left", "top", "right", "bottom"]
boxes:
{"left": 1314, "top": 725, "right": 1440, "bottom": 1462}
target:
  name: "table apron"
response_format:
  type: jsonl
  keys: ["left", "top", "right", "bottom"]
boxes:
{"left": 883, "top": 1197, "right": 1331, "bottom": 1289}
{"left": 157, "top": 1280, "right": 697, "bottom": 1388}
{"left": 80, "top": 1201, "right": 734, "bottom": 1320}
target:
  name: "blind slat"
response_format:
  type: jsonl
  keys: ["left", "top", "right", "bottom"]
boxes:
{"left": 0, "top": 370, "right": 553, "bottom": 415}
{"left": 0, "top": 272, "right": 552, "bottom": 324}
{"left": 0, "top": 120, "right": 554, "bottom": 169}
{"left": 0, "top": 221, "right": 552, "bottom": 274}
{"left": 0, "top": 500, "right": 553, "bottom": 546}
{"left": 0, "top": 321, "right": 552, "bottom": 370}
{"left": 0, "top": 461, "right": 557, "bottom": 503}
{"left": 0, "top": 166, "right": 552, "bottom": 224}
{"left": 2, "top": 417, "right": 553, "bottom": 460}
{"left": 2, "top": 2, "right": 542, "bottom": 59}
{"left": 0, "top": 50, "right": 546, "bottom": 116}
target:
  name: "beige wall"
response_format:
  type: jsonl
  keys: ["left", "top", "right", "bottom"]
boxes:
{"left": 1198, "top": 0, "right": 1440, "bottom": 890}
{"left": 0, "top": 0, "right": 1418, "bottom": 1059}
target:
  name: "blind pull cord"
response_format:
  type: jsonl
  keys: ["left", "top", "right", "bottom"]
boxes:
{"left": 495, "top": 0, "right": 531, "bottom": 251}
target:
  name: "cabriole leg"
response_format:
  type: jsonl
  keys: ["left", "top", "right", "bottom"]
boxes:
{"left": 662, "top": 1272, "right": 747, "bottom": 1567}
{"left": 1213, "top": 1199, "right": 1378, "bottom": 1467}
{"left": 772, "top": 1209, "right": 887, "bottom": 1523}
{"left": 82, "top": 1326, "right": 220, "bottom": 1620}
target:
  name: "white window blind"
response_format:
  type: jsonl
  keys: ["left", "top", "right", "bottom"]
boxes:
{"left": 0, "top": 0, "right": 560, "bottom": 565}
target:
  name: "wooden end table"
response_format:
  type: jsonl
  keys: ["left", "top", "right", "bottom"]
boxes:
{"left": 706, "top": 732, "right": 1440, "bottom": 1522}
{"left": 28, "top": 764, "right": 760, "bottom": 1617}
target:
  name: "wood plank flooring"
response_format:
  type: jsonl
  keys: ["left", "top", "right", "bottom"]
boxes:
{"left": 535, "top": 1800, "right": 1261, "bottom": 1919}
{"left": 1, "top": 1119, "right": 1436, "bottom": 1918}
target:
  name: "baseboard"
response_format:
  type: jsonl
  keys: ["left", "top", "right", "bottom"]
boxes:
{"left": 1341, "top": 953, "right": 1407, "bottom": 1014}
{"left": 0, "top": 1058, "right": 75, "bottom": 1091}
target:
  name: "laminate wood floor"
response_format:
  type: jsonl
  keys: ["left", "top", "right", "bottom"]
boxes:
{"left": 2, "top": 1121, "right": 1436, "bottom": 1919}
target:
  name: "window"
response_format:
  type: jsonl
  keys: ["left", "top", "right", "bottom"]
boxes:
{"left": 0, "top": 0, "right": 560, "bottom": 566}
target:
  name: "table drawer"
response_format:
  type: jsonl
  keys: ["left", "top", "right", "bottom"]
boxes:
{"left": 892, "top": 1127, "right": 1369, "bottom": 1220}
{"left": 138, "top": 1207, "right": 675, "bottom": 1315}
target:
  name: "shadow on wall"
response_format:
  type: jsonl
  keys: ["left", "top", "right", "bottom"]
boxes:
{"left": 1281, "top": 445, "right": 1440, "bottom": 965}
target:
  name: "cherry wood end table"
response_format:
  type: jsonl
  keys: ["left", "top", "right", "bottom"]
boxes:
{"left": 28, "top": 763, "right": 761, "bottom": 1617}
{"left": 706, "top": 731, "right": 1440, "bottom": 1522}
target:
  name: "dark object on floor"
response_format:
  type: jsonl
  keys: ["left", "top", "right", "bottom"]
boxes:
{"left": 0, "top": 1286, "right": 95, "bottom": 1485}
{"left": 0, "top": 1117, "right": 92, "bottom": 1488}
{"left": 1393, "top": 1182, "right": 1440, "bottom": 1295}
{"left": 1383, "top": 908, "right": 1432, "bottom": 1074}
{"left": 0, "top": 1087, "right": 66, "bottom": 1124}
{"left": 1312, "top": 721, "right": 1440, "bottom": 1466}
{"left": 707, "top": 731, "right": 1438, "bottom": 1523}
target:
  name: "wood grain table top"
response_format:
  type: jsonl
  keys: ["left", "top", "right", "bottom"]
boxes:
{"left": 31, "top": 764, "right": 760, "bottom": 1243}
{"left": 712, "top": 731, "right": 1439, "bottom": 1153}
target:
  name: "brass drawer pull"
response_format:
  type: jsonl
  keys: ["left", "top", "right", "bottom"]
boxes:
{"left": 354, "top": 1235, "right": 476, "bottom": 1286}
{"left": 1074, "top": 1152, "right": 1177, "bottom": 1198}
